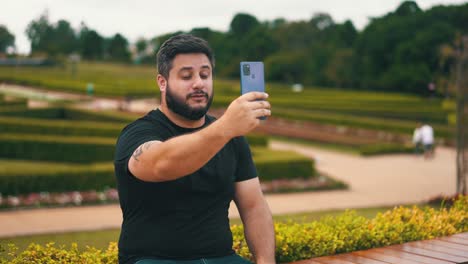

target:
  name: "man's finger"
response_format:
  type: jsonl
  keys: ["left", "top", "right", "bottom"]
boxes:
{"left": 249, "top": 100, "right": 271, "bottom": 110}
{"left": 253, "top": 108, "right": 271, "bottom": 118}
{"left": 241, "top": 92, "right": 269, "bottom": 101}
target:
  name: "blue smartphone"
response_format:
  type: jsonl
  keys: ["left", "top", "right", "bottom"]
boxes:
{"left": 240, "top": 61, "right": 266, "bottom": 120}
{"left": 240, "top": 61, "right": 265, "bottom": 95}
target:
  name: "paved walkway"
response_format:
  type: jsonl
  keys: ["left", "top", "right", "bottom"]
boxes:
{"left": 0, "top": 140, "right": 456, "bottom": 238}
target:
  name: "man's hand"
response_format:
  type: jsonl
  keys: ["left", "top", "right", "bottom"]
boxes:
{"left": 219, "top": 92, "right": 271, "bottom": 138}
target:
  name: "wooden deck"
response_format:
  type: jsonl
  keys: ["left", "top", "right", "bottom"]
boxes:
{"left": 291, "top": 232, "right": 468, "bottom": 264}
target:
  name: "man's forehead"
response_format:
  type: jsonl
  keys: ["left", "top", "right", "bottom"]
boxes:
{"left": 172, "top": 53, "right": 211, "bottom": 69}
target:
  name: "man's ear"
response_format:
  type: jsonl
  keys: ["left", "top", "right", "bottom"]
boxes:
{"left": 157, "top": 74, "right": 167, "bottom": 92}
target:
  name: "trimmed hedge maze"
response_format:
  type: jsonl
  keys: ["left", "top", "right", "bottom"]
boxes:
{"left": 0, "top": 106, "right": 317, "bottom": 195}
{"left": 0, "top": 62, "right": 454, "bottom": 128}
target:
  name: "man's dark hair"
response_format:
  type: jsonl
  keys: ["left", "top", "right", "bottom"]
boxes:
{"left": 157, "top": 34, "right": 215, "bottom": 79}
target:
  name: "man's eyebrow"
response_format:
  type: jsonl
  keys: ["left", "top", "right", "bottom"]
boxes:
{"left": 179, "top": 66, "right": 193, "bottom": 72}
{"left": 178, "top": 65, "right": 211, "bottom": 72}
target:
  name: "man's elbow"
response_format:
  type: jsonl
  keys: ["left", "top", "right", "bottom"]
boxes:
{"left": 128, "top": 158, "right": 169, "bottom": 182}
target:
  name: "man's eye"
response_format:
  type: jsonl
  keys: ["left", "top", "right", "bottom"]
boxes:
{"left": 200, "top": 73, "right": 210, "bottom": 79}
{"left": 182, "top": 75, "right": 191, "bottom": 80}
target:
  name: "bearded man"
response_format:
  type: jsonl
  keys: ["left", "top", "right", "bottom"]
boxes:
{"left": 114, "top": 34, "right": 275, "bottom": 264}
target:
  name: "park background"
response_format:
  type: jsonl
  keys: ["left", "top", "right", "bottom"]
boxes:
{"left": 0, "top": 0, "right": 467, "bottom": 263}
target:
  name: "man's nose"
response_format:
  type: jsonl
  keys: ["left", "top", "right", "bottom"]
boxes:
{"left": 192, "top": 76, "right": 204, "bottom": 89}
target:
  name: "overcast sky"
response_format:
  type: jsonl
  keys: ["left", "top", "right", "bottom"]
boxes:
{"left": 2, "top": 0, "right": 467, "bottom": 54}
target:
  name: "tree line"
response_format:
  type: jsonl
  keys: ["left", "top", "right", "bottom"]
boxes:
{"left": 0, "top": 1, "right": 467, "bottom": 95}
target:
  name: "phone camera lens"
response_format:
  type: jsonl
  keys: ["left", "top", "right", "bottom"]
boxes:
{"left": 243, "top": 64, "right": 250, "bottom": 76}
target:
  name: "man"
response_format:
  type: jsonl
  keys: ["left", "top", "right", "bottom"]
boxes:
{"left": 412, "top": 123, "right": 422, "bottom": 155}
{"left": 114, "top": 34, "right": 275, "bottom": 264}
{"left": 420, "top": 123, "right": 435, "bottom": 159}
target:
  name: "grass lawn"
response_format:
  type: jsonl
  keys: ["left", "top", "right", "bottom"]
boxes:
{"left": 0, "top": 206, "right": 406, "bottom": 252}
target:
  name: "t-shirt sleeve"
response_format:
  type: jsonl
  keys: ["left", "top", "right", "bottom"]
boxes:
{"left": 234, "top": 136, "right": 258, "bottom": 182}
{"left": 114, "top": 120, "right": 163, "bottom": 164}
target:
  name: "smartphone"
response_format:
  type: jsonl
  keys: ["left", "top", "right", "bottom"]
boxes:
{"left": 240, "top": 61, "right": 266, "bottom": 120}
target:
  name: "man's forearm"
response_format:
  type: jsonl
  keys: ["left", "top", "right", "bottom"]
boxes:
{"left": 242, "top": 199, "right": 276, "bottom": 264}
{"left": 133, "top": 118, "right": 232, "bottom": 182}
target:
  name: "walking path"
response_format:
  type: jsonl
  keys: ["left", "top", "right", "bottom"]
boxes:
{"left": 0, "top": 83, "right": 458, "bottom": 238}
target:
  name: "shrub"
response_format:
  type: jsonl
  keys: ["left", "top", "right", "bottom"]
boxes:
{"left": 0, "top": 162, "right": 115, "bottom": 195}
{"left": 0, "top": 242, "right": 118, "bottom": 264}
{"left": 0, "top": 134, "right": 115, "bottom": 163}
{"left": 245, "top": 134, "right": 268, "bottom": 147}
{"left": 256, "top": 158, "right": 314, "bottom": 181}
{"left": 253, "top": 148, "right": 315, "bottom": 180}
{"left": 0, "top": 117, "right": 125, "bottom": 138}
{"left": 233, "top": 196, "right": 468, "bottom": 262}
{"left": 272, "top": 107, "right": 454, "bottom": 140}
{"left": 0, "top": 99, "right": 27, "bottom": 108}
{"left": 0, "top": 107, "right": 139, "bottom": 123}
{"left": 0, "top": 148, "right": 314, "bottom": 195}
{"left": 63, "top": 108, "right": 139, "bottom": 123}
{"left": 1, "top": 196, "right": 466, "bottom": 263}
{"left": 0, "top": 107, "right": 64, "bottom": 119}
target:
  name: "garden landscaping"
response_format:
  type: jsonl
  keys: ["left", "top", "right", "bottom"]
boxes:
{"left": 0, "top": 196, "right": 466, "bottom": 263}
{"left": 0, "top": 101, "right": 343, "bottom": 210}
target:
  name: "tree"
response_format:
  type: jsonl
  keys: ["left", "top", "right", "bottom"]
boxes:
{"left": 25, "top": 11, "right": 52, "bottom": 54}
{"left": 79, "top": 25, "right": 104, "bottom": 60}
{"left": 135, "top": 38, "right": 147, "bottom": 54}
{"left": 26, "top": 11, "right": 78, "bottom": 56}
{"left": 265, "top": 52, "right": 307, "bottom": 83}
{"left": 106, "top": 33, "right": 130, "bottom": 62}
{"left": 54, "top": 20, "right": 77, "bottom": 54}
{"left": 394, "top": 1, "right": 422, "bottom": 16}
{"left": 0, "top": 25, "right": 15, "bottom": 53}
{"left": 229, "top": 13, "right": 260, "bottom": 37}
{"left": 325, "top": 48, "right": 355, "bottom": 88}
{"left": 310, "top": 13, "right": 334, "bottom": 30}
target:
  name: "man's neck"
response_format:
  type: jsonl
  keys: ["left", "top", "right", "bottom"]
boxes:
{"left": 159, "top": 105, "right": 206, "bottom": 129}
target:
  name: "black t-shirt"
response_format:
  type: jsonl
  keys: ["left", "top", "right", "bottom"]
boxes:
{"left": 114, "top": 109, "right": 257, "bottom": 264}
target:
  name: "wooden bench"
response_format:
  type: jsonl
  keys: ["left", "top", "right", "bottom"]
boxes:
{"left": 291, "top": 232, "right": 468, "bottom": 264}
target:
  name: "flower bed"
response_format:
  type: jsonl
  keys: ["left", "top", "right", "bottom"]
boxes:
{"left": 0, "top": 189, "right": 119, "bottom": 210}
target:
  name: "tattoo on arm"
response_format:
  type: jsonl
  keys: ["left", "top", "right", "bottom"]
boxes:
{"left": 132, "top": 141, "right": 155, "bottom": 161}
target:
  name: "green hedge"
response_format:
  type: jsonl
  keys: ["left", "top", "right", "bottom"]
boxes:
{"left": 234, "top": 196, "right": 468, "bottom": 262}
{"left": 272, "top": 107, "right": 454, "bottom": 140}
{"left": 63, "top": 108, "right": 139, "bottom": 123}
{"left": 253, "top": 148, "right": 314, "bottom": 180}
{"left": 0, "top": 107, "right": 139, "bottom": 123}
{"left": 0, "top": 106, "right": 63, "bottom": 119}
{"left": 0, "top": 161, "right": 114, "bottom": 195}
{"left": 0, "top": 134, "right": 115, "bottom": 163}
{"left": 1, "top": 196, "right": 466, "bottom": 263}
{"left": 0, "top": 148, "right": 313, "bottom": 195}
{"left": 245, "top": 134, "right": 268, "bottom": 147}
{"left": 257, "top": 158, "right": 314, "bottom": 181}
{"left": 0, "top": 117, "right": 125, "bottom": 138}
{"left": 0, "top": 118, "right": 267, "bottom": 147}
{"left": 0, "top": 98, "right": 27, "bottom": 108}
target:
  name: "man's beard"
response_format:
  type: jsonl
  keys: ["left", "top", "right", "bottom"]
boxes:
{"left": 165, "top": 84, "right": 214, "bottom": 121}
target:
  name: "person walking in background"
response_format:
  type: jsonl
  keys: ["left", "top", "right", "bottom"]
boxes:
{"left": 420, "top": 123, "right": 435, "bottom": 159}
{"left": 114, "top": 34, "right": 275, "bottom": 264}
{"left": 412, "top": 123, "right": 422, "bottom": 155}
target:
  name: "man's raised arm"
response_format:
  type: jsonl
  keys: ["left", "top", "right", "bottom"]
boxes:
{"left": 128, "top": 92, "right": 271, "bottom": 182}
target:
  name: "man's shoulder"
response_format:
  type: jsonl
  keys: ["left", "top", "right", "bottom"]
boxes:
{"left": 120, "top": 115, "right": 154, "bottom": 135}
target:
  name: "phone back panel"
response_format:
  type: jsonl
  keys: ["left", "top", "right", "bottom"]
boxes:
{"left": 240, "top": 62, "right": 265, "bottom": 95}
